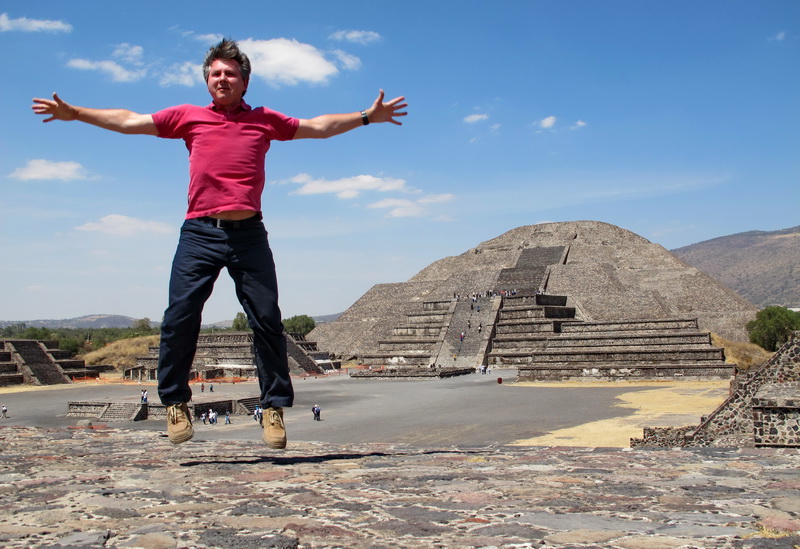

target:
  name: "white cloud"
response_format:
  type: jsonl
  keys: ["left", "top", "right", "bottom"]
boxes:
{"left": 240, "top": 38, "right": 340, "bottom": 86}
{"left": 75, "top": 214, "right": 174, "bottom": 237}
{"left": 571, "top": 120, "right": 587, "bottom": 130}
{"left": 419, "top": 193, "right": 456, "bottom": 204}
{"left": 160, "top": 61, "right": 204, "bottom": 87}
{"left": 539, "top": 115, "right": 557, "bottom": 129}
{"left": 194, "top": 32, "right": 224, "bottom": 44}
{"left": 368, "top": 198, "right": 422, "bottom": 217}
{"left": 288, "top": 173, "right": 409, "bottom": 199}
{"left": 331, "top": 49, "right": 362, "bottom": 71}
{"left": 464, "top": 113, "right": 489, "bottom": 124}
{"left": 112, "top": 43, "right": 144, "bottom": 65}
{"left": 329, "top": 30, "right": 382, "bottom": 45}
{"left": 9, "top": 159, "right": 89, "bottom": 181}
{"left": 368, "top": 194, "right": 455, "bottom": 218}
{"left": 0, "top": 12, "right": 72, "bottom": 32}
{"left": 67, "top": 58, "right": 147, "bottom": 82}
{"left": 769, "top": 31, "right": 787, "bottom": 41}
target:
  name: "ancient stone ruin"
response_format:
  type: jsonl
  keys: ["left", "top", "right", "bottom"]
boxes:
{"left": 129, "top": 331, "right": 331, "bottom": 381}
{"left": 632, "top": 331, "right": 800, "bottom": 448}
{"left": 310, "top": 221, "right": 757, "bottom": 380}
{"left": 0, "top": 339, "right": 106, "bottom": 386}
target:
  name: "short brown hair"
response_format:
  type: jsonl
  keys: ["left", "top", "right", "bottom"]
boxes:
{"left": 202, "top": 38, "right": 251, "bottom": 91}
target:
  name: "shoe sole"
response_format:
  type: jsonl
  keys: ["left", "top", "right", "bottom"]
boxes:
{"left": 169, "top": 428, "right": 194, "bottom": 444}
{"left": 263, "top": 437, "right": 286, "bottom": 449}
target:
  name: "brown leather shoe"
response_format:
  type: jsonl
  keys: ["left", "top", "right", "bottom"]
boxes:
{"left": 166, "top": 402, "right": 194, "bottom": 444}
{"left": 262, "top": 407, "right": 287, "bottom": 449}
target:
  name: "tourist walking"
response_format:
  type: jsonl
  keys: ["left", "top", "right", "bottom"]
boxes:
{"left": 34, "top": 38, "right": 406, "bottom": 449}
{"left": 1, "top": 405, "right": 7, "bottom": 418}
{"left": 312, "top": 404, "right": 321, "bottom": 421}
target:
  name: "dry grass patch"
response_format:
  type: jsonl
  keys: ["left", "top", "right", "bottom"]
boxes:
{"left": 82, "top": 335, "right": 160, "bottom": 370}
{"left": 711, "top": 333, "right": 773, "bottom": 371}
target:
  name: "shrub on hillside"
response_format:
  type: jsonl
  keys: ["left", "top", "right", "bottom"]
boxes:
{"left": 284, "top": 314, "right": 315, "bottom": 336}
{"left": 746, "top": 306, "right": 800, "bottom": 352}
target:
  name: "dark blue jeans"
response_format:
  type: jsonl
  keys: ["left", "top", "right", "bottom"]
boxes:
{"left": 157, "top": 217, "right": 294, "bottom": 410}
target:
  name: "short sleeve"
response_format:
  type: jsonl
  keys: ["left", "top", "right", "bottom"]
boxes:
{"left": 152, "top": 104, "right": 200, "bottom": 139}
{"left": 254, "top": 107, "right": 300, "bottom": 141}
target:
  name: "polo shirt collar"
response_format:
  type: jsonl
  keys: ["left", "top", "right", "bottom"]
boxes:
{"left": 208, "top": 100, "right": 252, "bottom": 113}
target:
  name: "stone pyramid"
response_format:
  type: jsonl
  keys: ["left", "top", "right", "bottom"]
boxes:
{"left": 310, "top": 221, "right": 757, "bottom": 371}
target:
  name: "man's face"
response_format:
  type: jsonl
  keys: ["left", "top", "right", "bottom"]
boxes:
{"left": 206, "top": 58, "right": 248, "bottom": 108}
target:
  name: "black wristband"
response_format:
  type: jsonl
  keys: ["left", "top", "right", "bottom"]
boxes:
{"left": 361, "top": 110, "right": 370, "bottom": 126}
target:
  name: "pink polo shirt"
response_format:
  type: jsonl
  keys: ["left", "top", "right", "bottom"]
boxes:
{"left": 152, "top": 101, "right": 299, "bottom": 219}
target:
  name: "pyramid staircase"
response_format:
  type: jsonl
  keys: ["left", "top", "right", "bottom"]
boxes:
{"left": 0, "top": 347, "right": 24, "bottom": 387}
{"left": 0, "top": 339, "right": 100, "bottom": 386}
{"left": 287, "top": 333, "right": 338, "bottom": 372}
{"left": 358, "top": 300, "right": 453, "bottom": 368}
{"left": 100, "top": 402, "right": 147, "bottom": 421}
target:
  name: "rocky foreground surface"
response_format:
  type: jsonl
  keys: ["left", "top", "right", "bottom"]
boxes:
{"left": 1, "top": 425, "right": 799, "bottom": 549}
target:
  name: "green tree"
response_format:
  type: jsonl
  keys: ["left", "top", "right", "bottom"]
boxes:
{"left": 232, "top": 312, "right": 251, "bottom": 331}
{"left": 746, "top": 306, "right": 800, "bottom": 352}
{"left": 132, "top": 317, "right": 155, "bottom": 335}
{"left": 283, "top": 314, "right": 315, "bottom": 336}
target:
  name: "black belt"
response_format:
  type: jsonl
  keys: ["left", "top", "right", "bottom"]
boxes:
{"left": 198, "top": 213, "right": 262, "bottom": 229}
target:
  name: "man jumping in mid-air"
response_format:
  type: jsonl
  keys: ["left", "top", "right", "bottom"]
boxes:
{"left": 32, "top": 38, "right": 407, "bottom": 448}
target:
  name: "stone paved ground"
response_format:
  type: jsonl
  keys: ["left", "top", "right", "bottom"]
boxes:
{"left": 1, "top": 424, "right": 799, "bottom": 549}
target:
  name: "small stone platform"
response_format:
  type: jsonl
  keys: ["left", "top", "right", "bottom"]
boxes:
{"left": 753, "top": 382, "right": 800, "bottom": 447}
{"left": 0, "top": 425, "right": 798, "bottom": 548}
{"left": 349, "top": 366, "right": 475, "bottom": 379}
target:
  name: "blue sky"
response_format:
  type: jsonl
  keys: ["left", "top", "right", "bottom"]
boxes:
{"left": 2, "top": 1, "right": 798, "bottom": 323}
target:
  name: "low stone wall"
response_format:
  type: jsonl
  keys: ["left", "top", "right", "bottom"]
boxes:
{"left": 519, "top": 363, "right": 733, "bottom": 382}
{"left": 68, "top": 399, "right": 262, "bottom": 421}
{"left": 350, "top": 367, "right": 474, "bottom": 379}
{"left": 67, "top": 402, "right": 110, "bottom": 417}
{"left": 635, "top": 425, "right": 697, "bottom": 447}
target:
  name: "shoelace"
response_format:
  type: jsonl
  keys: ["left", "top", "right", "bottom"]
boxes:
{"left": 269, "top": 410, "right": 283, "bottom": 427}
{"left": 169, "top": 405, "right": 190, "bottom": 425}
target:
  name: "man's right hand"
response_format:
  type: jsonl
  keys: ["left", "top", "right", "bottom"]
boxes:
{"left": 32, "top": 92, "right": 78, "bottom": 123}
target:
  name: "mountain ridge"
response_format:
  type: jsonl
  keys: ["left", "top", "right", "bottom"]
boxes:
{"left": 670, "top": 225, "right": 799, "bottom": 308}
{"left": 0, "top": 313, "right": 342, "bottom": 330}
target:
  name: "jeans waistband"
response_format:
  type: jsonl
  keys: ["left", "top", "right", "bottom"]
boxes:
{"left": 196, "top": 213, "right": 263, "bottom": 229}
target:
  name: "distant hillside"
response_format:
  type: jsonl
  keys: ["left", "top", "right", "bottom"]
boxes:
{"left": 0, "top": 314, "right": 139, "bottom": 330}
{"left": 671, "top": 226, "right": 800, "bottom": 309}
{"left": 1, "top": 312, "right": 343, "bottom": 331}
{"left": 312, "top": 313, "right": 343, "bottom": 324}
{"left": 206, "top": 312, "right": 343, "bottom": 330}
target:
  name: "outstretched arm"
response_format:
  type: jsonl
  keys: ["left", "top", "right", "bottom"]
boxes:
{"left": 293, "top": 89, "right": 407, "bottom": 140}
{"left": 31, "top": 92, "right": 159, "bottom": 136}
